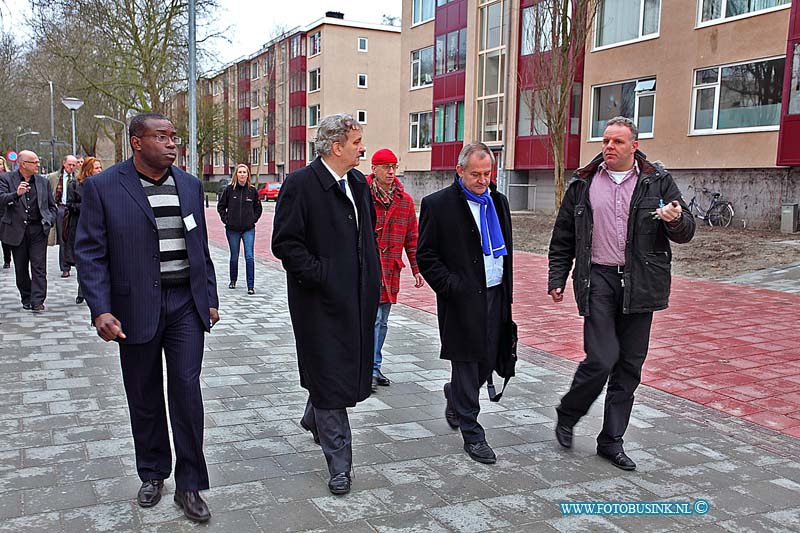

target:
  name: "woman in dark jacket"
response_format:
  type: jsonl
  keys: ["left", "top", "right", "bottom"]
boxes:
{"left": 217, "top": 164, "right": 262, "bottom": 294}
{"left": 66, "top": 157, "right": 102, "bottom": 304}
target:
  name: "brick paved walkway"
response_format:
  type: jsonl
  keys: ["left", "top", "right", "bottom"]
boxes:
{"left": 207, "top": 205, "right": 800, "bottom": 438}
{"left": 1, "top": 233, "right": 799, "bottom": 531}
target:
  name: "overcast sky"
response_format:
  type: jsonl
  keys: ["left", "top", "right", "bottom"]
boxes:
{"left": 2, "top": 0, "right": 401, "bottom": 67}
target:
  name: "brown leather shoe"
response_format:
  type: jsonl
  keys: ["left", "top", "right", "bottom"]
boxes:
{"left": 174, "top": 490, "right": 211, "bottom": 522}
{"left": 31, "top": 304, "right": 45, "bottom": 312}
{"left": 61, "top": 271, "right": 70, "bottom": 278}
{"left": 137, "top": 479, "right": 163, "bottom": 507}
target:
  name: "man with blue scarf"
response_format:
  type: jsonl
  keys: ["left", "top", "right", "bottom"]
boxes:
{"left": 418, "top": 143, "right": 513, "bottom": 465}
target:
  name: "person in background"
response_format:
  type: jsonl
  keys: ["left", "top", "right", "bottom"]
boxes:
{"left": 366, "top": 148, "right": 424, "bottom": 393}
{"left": 47, "top": 154, "right": 78, "bottom": 277}
{"left": 66, "top": 157, "right": 102, "bottom": 304}
{"left": 0, "top": 156, "right": 13, "bottom": 269}
{"left": 216, "top": 163, "right": 262, "bottom": 295}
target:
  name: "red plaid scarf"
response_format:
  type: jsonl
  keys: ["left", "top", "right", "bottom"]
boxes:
{"left": 369, "top": 176, "right": 397, "bottom": 208}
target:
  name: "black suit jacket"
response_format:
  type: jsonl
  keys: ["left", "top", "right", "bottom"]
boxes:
{"left": 0, "top": 171, "right": 58, "bottom": 246}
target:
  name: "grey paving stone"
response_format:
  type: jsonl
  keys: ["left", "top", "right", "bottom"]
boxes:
{"left": 311, "top": 490, "right": 389, "bottom": 523}
{"left": 266, "top": 472, "right": 335, "bottom": 503}
{"left": 427, "top": 500, "right": 511, "bottom": 533}
{"left": 56, "top": 457, "right": 126, "bottom": 484}
{"left": 367, "top": 510, "right": 448, "bottom": 533}
{"left": 23, "top": 443, "right": 85, "bottom": 467}
{"left": 0, "top": 511, "right": 61, "bottom": 532}
{"left": 22, "top": 480, "right": 97, "bottom": 513}
{"left": 424, "top": 473, "right": 501, "bottom": 504}
{"left": 62, "top": 501, "right": 141, "bottom": 532}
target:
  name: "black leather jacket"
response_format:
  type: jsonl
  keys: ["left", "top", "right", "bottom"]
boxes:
{"left": 548, "top": 151, "right": 695, "bottom": 316}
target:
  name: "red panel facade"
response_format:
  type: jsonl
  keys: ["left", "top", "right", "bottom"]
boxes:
{"left": 778, "top": 1, "right": 800, "bottom": 166}
{"left": 514, "top": 0, "right": 584, "bottom": 170}
{"left": 431, "top": 0, "right": 468, "bottom": 171}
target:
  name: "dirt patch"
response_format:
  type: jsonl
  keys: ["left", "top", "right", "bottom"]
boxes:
{"left": 511, "top": 212, "right": 800, "bottom": 280}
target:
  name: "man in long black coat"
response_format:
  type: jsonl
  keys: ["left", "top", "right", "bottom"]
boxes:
{"left": 272, "top": 113, "right": 380, "bottom": 495}
{"left": 417, "top": 142, "right": 513, "bottom": 465}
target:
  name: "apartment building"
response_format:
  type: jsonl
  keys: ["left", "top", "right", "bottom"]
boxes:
{"left": 398, "top": 0, "right": 799, "bottom": 227}
{"left": 193, "top": 12, "right": 400, "bottom": 183}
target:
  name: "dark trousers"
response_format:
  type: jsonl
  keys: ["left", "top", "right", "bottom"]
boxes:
{"left": 119, "top": 285, "right": 209, "bottom": 491}
{"left": 449, "top": 284, "right": 503, "bottom": 444}
{"left": 55, "top": 204, "right": 70, "bottom": 272}
{"left": 11, "top": 224, "right": 48, "bottom": 306}
{"left": 2, "top": 242, "right": 11, "bottom": 265}
{"left": 301, "top": 398, "right": 352, "bottom": 476}
{"left": 557, "top": 266, "right": 653, "bottom": 453}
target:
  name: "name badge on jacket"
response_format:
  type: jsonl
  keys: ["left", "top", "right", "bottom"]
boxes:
{"left": 183, "top": 214, "right": 197, "bottom": 232}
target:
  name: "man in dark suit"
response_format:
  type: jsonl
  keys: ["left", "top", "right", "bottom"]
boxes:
{"left": 0, "top": 150, "right": 58, "bottom": 311}
{"left": 48, "top": 154, "right": 78, "bottom": 277}
{"left": 272, "top": 113, "right": 380, "bottom": 495}
{"left": 417, "top": 142, "right": 513, "bottom": 465}
{"left": 75, "top": 113, "right": 219, "bottom": 523}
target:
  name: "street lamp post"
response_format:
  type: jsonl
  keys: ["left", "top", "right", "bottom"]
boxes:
{"left": 15, "top": 130, "right": 41, "bottom": 153}
{"left": 94, "top": 115, "right": 129, "bottom": 161}
{"left": 61, "top": 97, "right": 84, "bottom": 156}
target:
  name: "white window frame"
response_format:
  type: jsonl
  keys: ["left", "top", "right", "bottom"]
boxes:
{"left": 409, "top": 111, "right": 432, "bottom": 151}
{"left": 593, "top": 0, "right": 661, "bottom": 52}
{"left": 411, "top": 46, "right": 434, "bottom": 89}
{"left": 588, "top": 77, "right": 656, "bottom": 141}
{"left": 357, "top": 110, "right": 368, "bottom": 124}
{"left": 251, "top": 118, "right": 260, "bottom": 137}
{"left": 251, "top": 62, "right": 259, "bottom": 80}
{"left": 309, "top": 104, "right": 321, "bottom": 128}
{"left": 251, "top": 147, "right": 259, "bottom": 165}
{"left": 357, "top": 74, "right": 368, "bottom": 88}
{"left": 689, "top": 55, "right": 784, "bottom": 136}
{"left": 696, "top": 0, "right": 790, "bottom": 28}
{"left": 308, "top": 68, "right": 321, "bottom": 93}
{"left": 358, "top": 37, "right": 368, "bottom": 52}
{"left": 412, "top": 0, "right": 435, "bottom": 27}
{"left": 309, "top": 31, "right": 321, "bottom": 57}
{"left": 263, "top": 146, "right": 269, "bottom": 166}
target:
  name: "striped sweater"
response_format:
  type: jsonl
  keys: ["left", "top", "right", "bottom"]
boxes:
{"left": 138, "top": 171, "right": 190, "bottom": 285}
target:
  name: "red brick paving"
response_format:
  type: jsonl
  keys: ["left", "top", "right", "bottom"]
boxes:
{"left": 205, "top": 206, "right": 800, "bottom": 437}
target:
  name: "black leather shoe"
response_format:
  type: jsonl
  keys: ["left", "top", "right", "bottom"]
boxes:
{"left": 464, "top": 441, "right": 496, "bottom": 464}
{"left": 375, "top": 370, "right": 391, "bottom": 386}
{"left": 597, "top": 449, "right": 636, "bottom": 471}
{"left": 75, "top": 296, "right": 84, "bottom": 304}
{"left": 247, "top": 288, "right": 255, "bottom": 295}
{"left": 371, "top": 375, "right": 379, "bottom": 393}
{"left": 443, "top": 383, "right": 459, "bottom": 430}
{"left": 328, "top": 472, "right": 351, "bottom": 495}
{"left": 137, "top": 479, "right": 163, "bottom": 508}
{"left": 22, "top": 303, "right": 32, "bottom": 310}
{"left": 555, "top": 424, "right": 573, "bottom": 449}
{"left": 2, "top": 262, "right": 9, "bottom": 269}
{"left": 61, "top": 271, "right": 70, "bottom": 278}
{"left": 299, "top": 419, "right": 320, "bottom": 445}
{"left": 228, "top": 281, "right": 236, "bottom": 289}
{"left": 31, "top": 304, "right": 45, "bottom": 312}
{"left": 174, "top": 490, "right": 211, "bottom": 523}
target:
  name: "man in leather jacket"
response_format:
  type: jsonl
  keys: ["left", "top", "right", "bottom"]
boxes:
{"left": 548, "top": 116, "right": 695, "bottom": 471}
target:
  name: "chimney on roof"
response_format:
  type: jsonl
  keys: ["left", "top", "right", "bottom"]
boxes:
{"left": 325, "top": 11, "right": 344, "bottom": 19}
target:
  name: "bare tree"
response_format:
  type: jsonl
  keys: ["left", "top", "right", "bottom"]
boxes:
{"left": 27, "top": 0, "right": 222, "bottom": 113}
{"left": 518, "top": 0, "right": 599, "bottom": 211}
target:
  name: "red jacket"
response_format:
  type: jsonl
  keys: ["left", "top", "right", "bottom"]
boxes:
{"left": 368, "top": 175, "right": 420, "bottom": 304}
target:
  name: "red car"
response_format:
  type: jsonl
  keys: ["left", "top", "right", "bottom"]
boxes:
{"left": 258, "top": 182, "right": 282, "bottom": 201}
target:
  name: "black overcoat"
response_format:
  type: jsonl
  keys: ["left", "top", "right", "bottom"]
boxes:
{"left": 272, "top": 157, "right": 381, "bottom": 409}
{"left": 417, "top": 177, "right": 513, "bottom": 363}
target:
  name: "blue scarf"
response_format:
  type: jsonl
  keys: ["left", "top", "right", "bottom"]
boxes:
{"left": 458, "top": 179, "right": 507, "bottom": 258}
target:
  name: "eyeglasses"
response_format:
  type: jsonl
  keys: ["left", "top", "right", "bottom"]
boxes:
{"left": 376, "top": 163, "right": 398, "bottom": 170}
{"left": 142, "top": 134, "right": 183, "bottom": 145}
{"left": 21, "top": 160, "right": 41, "bottom": 165}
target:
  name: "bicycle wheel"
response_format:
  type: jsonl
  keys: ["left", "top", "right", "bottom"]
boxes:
{"left": 707, "top": 203, "right": 733, "bottom": 228}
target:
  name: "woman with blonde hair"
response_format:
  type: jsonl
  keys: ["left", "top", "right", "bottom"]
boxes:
{"left": 66, "top": 157, "right": 103, "bottom": 303}
{"left": 0, "top": 156, "right": 12, "bottom": 269}
{"left": 216, "top": 163, "right": 262, "bottom": 294}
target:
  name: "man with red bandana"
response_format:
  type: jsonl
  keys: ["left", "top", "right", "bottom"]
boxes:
{"left": 367, "top": 148, "right": 424, "bottom": 393}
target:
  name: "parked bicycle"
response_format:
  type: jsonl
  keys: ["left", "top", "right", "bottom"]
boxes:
{"left": 686, "top": 185, "right": 734, "bottom": 228}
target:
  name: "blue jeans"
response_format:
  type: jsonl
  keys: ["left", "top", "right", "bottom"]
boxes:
{"left": 373, "top": 303, "right": 392, "bottom": 375}
{"left": 226, "top": 228, "right": 255, "bottom": 289}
